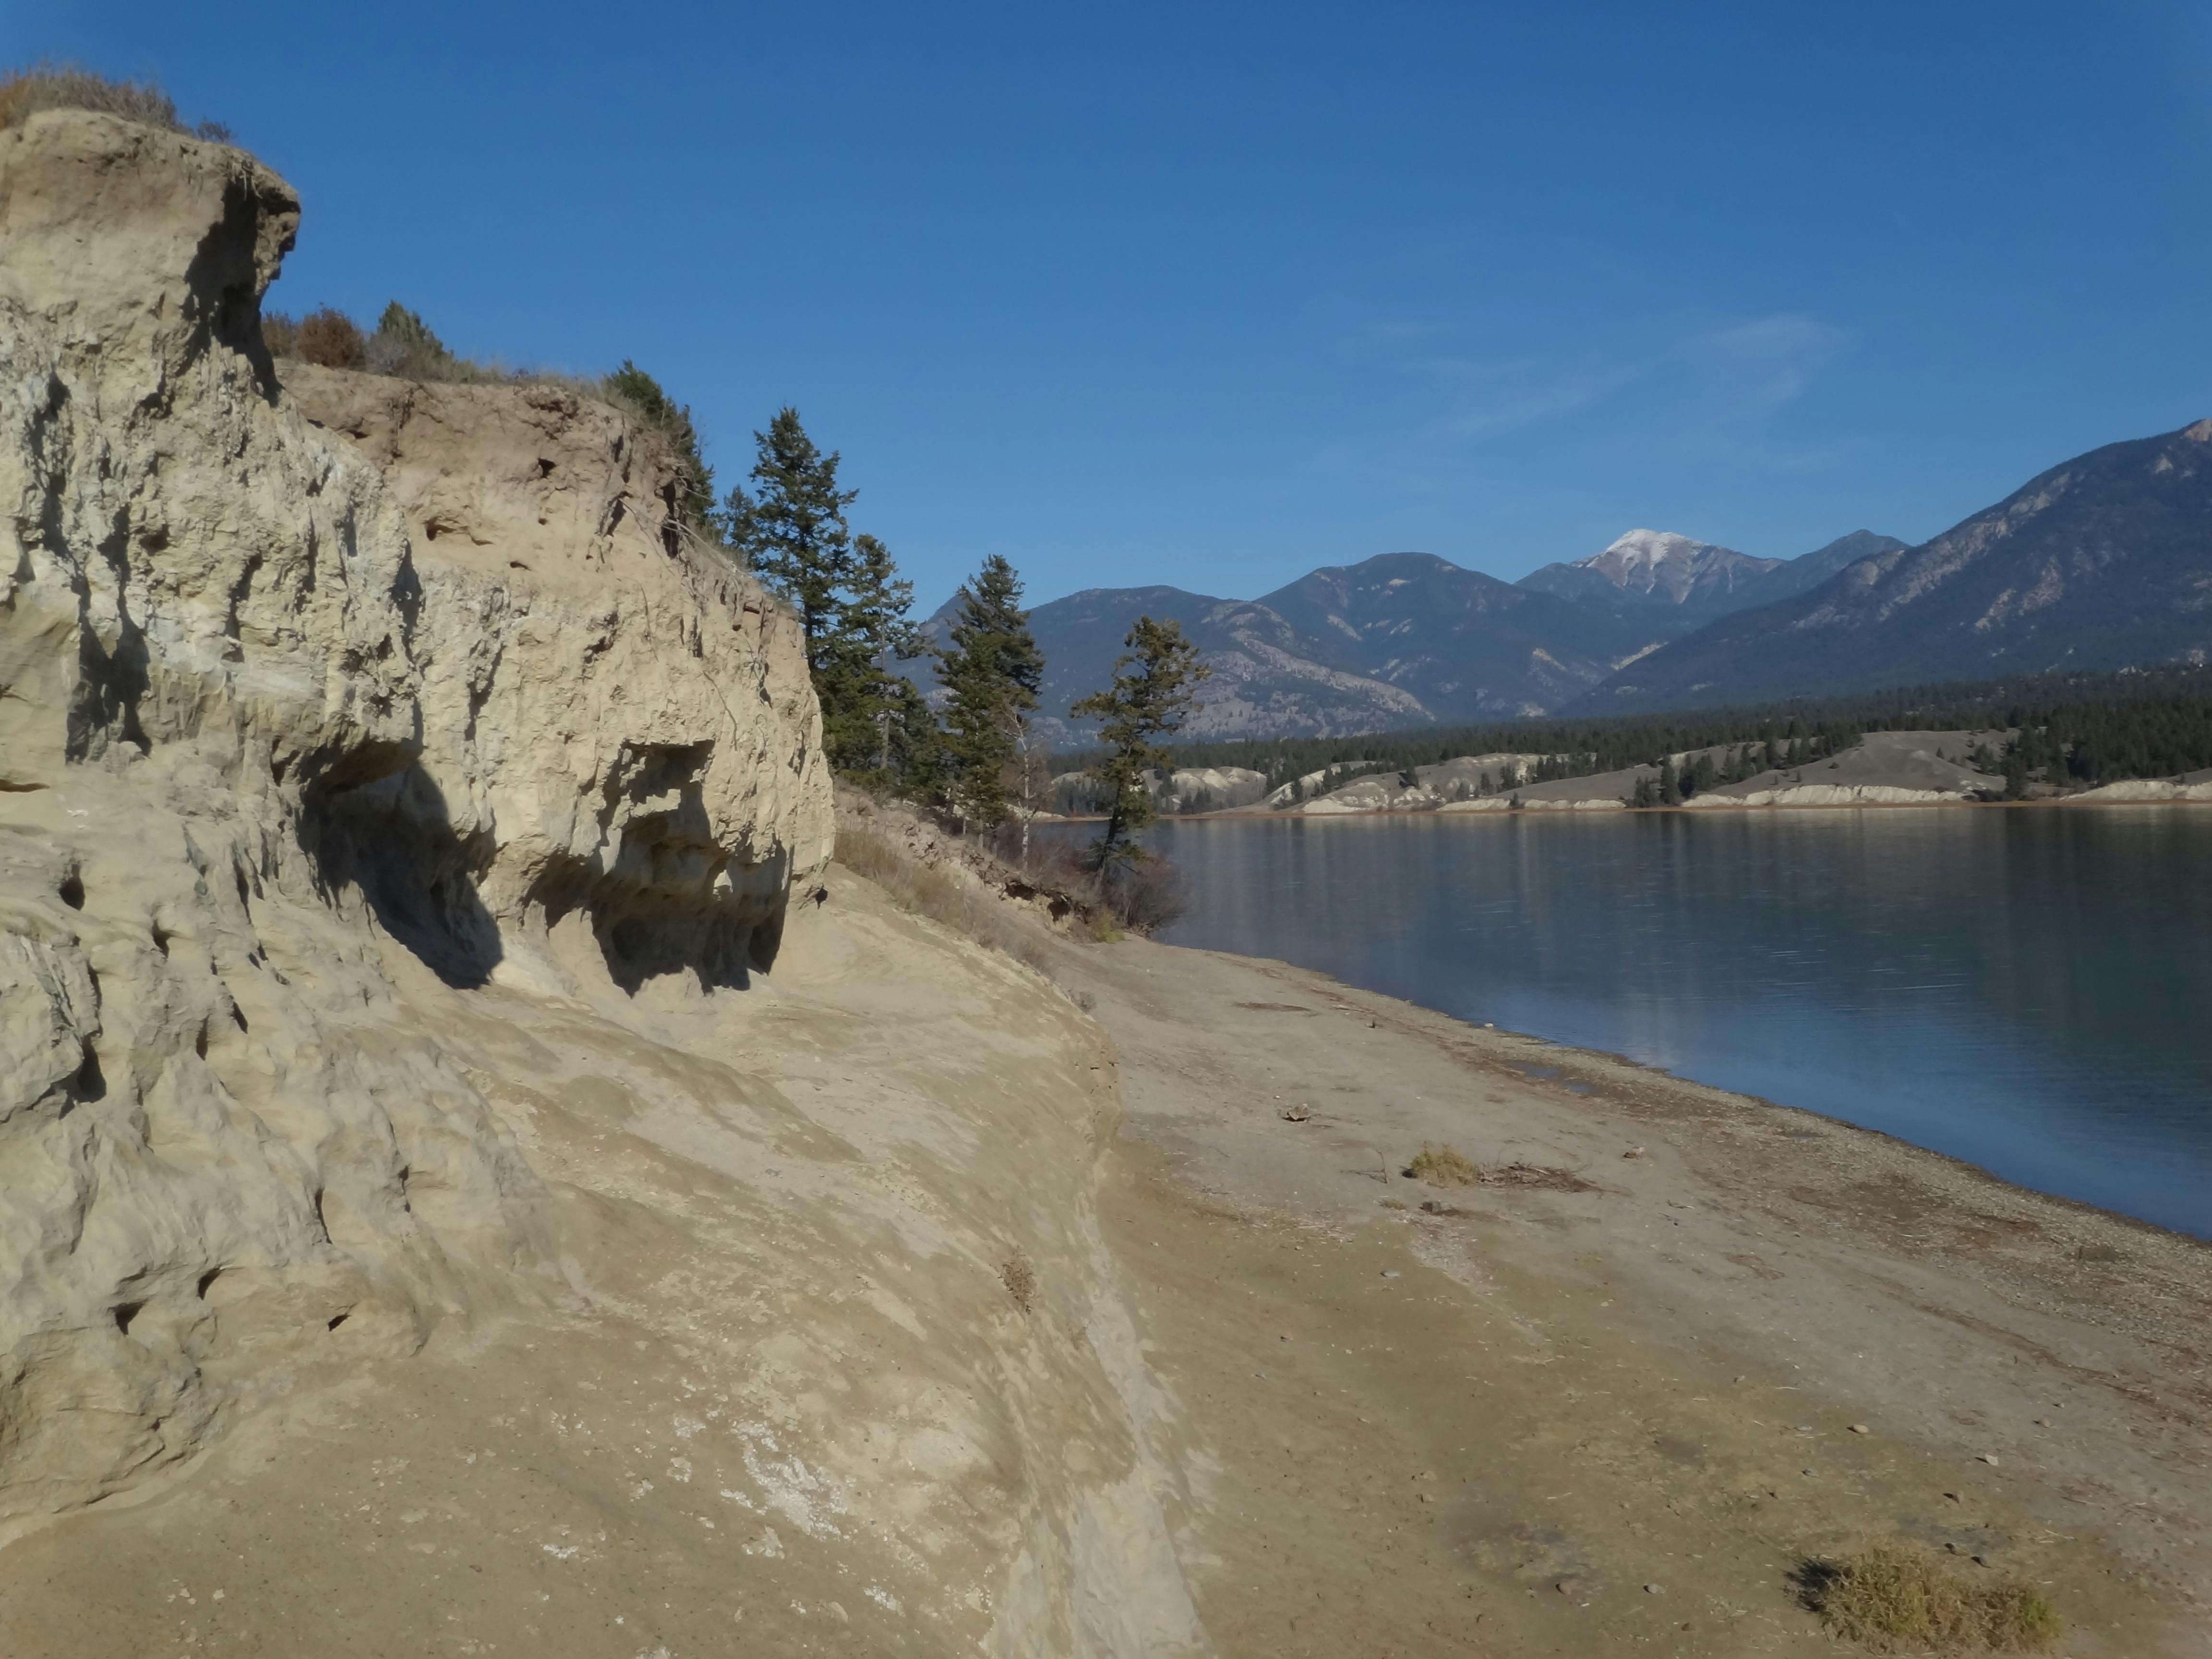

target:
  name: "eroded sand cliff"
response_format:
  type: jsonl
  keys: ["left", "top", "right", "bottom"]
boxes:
{"left": 0, "top": 110, "right": 1201, "bottom": 1654}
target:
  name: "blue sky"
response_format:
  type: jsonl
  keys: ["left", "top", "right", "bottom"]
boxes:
{"left": 20, "top": 0, "right": 2211, "bottom": 610}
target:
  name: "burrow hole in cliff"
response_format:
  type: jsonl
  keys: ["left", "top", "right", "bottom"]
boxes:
{"left": 73, "top": 1044, "right": 106, "bottom": 1103}
{"left": 113, "top": 1301, "right": 144, "bottom": 1336}
{"left": 194, "top": 1023, "right": 209, "bottom": 1060}
{"left": 326, "top": 1312, "right": 349, "bottom": 1332}
{"left": 196, "top": 1268, "right": 222, "bottom": 1300}
{"left": 57, "top": 870, "right": 84, "bottom": 910}
{"left": 151, "top": 922, "right": 171, "bottom": 958}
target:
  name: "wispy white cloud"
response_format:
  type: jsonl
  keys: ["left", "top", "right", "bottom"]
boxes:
{"left": 1697, "top": 313, "right": 1850, "bottom": 422}
{"left": 1323, "top": 309, "right": 1854, "bottom": 493}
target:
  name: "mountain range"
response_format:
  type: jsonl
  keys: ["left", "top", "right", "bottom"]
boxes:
{"left": 914, "top": 418, "right": 2211, "bottom": 742}
{"left": 1588, "top": 420, "right": 2212, "bottom": 710}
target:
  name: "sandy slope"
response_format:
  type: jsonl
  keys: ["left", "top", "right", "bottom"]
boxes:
{"left": 1056, "top": 935, "right": 2212, "bottom": 1656}
{"left": 0, "top": 876, "right": 1204, "bottom": 1658}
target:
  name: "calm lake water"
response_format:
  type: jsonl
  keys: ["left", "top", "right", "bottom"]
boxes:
{"left": 1109, "top": 809, "right": 2212, "bottom": 1238}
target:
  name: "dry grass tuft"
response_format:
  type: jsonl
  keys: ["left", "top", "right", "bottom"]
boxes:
{"left": 1797, "top": 1542, "right": 2062, "bottom": 1652}
{"left": 999, "top": 1255, "right": 1037, "bottom": 1315}
{"left": 0, "top": 62, "right": 228, "bottom": 140}
{"left": 1405, "top": 1145, "right": 1599, "bottom": 1193}
{"left": 1406, "top": 1143, "right": 1482, "bottom": 1187}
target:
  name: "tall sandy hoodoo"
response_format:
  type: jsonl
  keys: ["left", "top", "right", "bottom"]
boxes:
{"left": 0, "top": 109, "right": 831, "bottom": 1521}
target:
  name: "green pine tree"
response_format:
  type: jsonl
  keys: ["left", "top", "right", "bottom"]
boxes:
{"left": 723, "top": 409, "right": 946, "bottom": 785}
{"left": 373, "top": 301, "right": 452, "bottom": 364}
{"left": 1070, "top": 616, "right": 1211, "bottom": 865}
{"left": 728, "top": 408, "right": 858, "bottom": 654}
{"left": 1659, "top": 756, "right": 1682, "bottom": 806}
{"left": 817, "top": 533, "right": 930, "bottom": 774}
{"left": 936, "top": 555, "right": 1046, "bottom": 827}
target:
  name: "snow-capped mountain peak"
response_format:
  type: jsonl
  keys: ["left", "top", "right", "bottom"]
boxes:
{"left": 1571, "top": 529, "right": 1780, "bottom": 602}
{"left": 1582, "top": 528, "right": 1711, "bottom": 572}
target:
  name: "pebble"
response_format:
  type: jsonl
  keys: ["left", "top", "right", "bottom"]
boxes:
{"left": 1644, "top": 1583, "right": 1662, "bottom": 1595}
{"left": 1381, "top": 1270, "right": 1401, "bottom": 1279}
{"left": 1977, "top": 1454, "right": 2000, "bottom": 1465}
{"left": 1848, "top": 1423, "right": 1870, "bottom": 1434}
{"left": 1622, "top": 1147, "right": 1646, "bottom": 1160}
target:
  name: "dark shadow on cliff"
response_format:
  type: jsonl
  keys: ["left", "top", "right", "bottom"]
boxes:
{"left": 297, "top": 757, "right": 503, "bottom": 990}
{"left": 526, "top": 739, "right": 788, "bottom": 997}
{"left": 296, "top": 738, "right": 793, "bottom": 998}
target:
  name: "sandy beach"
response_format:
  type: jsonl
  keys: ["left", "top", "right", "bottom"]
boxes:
{"left": 1055, "top": 929, "right": 2212, "bottom": 1656}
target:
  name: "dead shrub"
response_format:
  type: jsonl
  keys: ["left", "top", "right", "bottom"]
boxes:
{"left": 261, "top": 311, "right": 299, "bottom": 358}
{"left": 295, "top": 307, "right": 367, "bottom": 370}
{"left": 1103, "top": 854, "right": 1188, "bottom": 934}
{"left": 1796, "top": 1542, "right": 2062, "bottom": 1652}
{"left": 982, "top": 823, "right": 1187, "bottom": 937}
{"left": 999, "top": 1255, "right": 1037, "bottom": 1315}
{"left": 1486, "top": 1162, "right": 1598, "bottom": 1193}
{"left": 1407, "top": 1143, "right": 1481, "bottom": 1187}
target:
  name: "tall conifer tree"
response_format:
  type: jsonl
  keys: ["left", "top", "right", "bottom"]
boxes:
{"left": 729, "top": 408, "right": 858, "bottom": 665}
{"left": 1071, "top": 616, "right": 1211, "bottom": 865}
{"left": 821, "top": 533, "right": 930, "bottom": 774}
{"left": 936, "top": 556, "right": 1045, "bottom": 826}
{"left": 728, "top": 411, "right": 935, "bottom": 779}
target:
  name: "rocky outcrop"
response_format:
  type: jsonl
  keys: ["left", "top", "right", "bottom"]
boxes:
{"left": 2061, "top": 769, "right": 2212, "bottom": 804}
{"left": 0, "top": 111, "right": 828, "bottom": 1525}
{"left": 277, "top": 362, "right": 830, "bottom": 991}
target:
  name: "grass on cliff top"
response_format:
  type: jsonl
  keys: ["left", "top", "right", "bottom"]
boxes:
{"left": 1797, "top": 1542, "right": 2062, "bottom": 1652}
{"left": 0, "top": 62, "right": 231, "bottom": 141}
{"left": 263, "top": 305, "right": 719, "bottom": 532}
